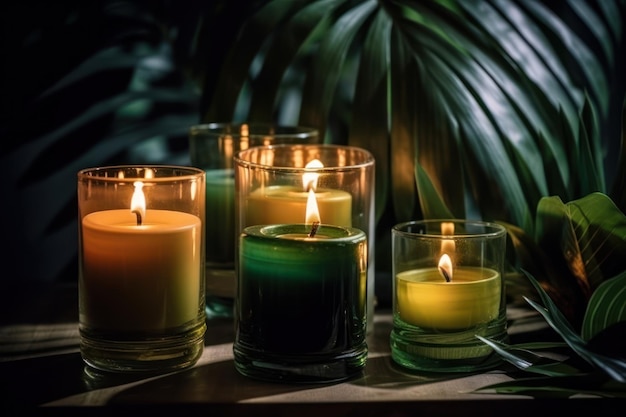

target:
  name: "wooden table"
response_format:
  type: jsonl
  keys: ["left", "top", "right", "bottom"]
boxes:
{"left": 0, "top": 282, "right": 622, "bottom": 416}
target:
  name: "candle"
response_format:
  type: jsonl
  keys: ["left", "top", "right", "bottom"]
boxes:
{"left": 204, "top": 168, "right": 235, "bottom": 265}
{"left": 237, "top": 178, "right": 367, "bottom": 354}
{"left": 235, "top": 144, "right": 376, "bottom": 342}
{"left": 396, "top": 266, "right": 500, "bottom": 330}
{"left": 244, "top": 158, "right": 353, "bottom": 227}
{"left": 245, "top": 185, "right": 352, "bottom": 227}
{"left": 77, "top": 165, "right": 206, "bottom": 373}
{"left": 390, "top": 219, "right": 507, "bottom": 372}
{"left": 81, "top": 203, "right": 202, "bottom": 332}
{"left": 236, "top": 223, "right": 367, "bottom": 353}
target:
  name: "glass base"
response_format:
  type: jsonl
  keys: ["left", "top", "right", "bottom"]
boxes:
{"left": 390, "top": 314, "right": 508, "bottom": 373}
{"left": 80, "top": 321, "right": 206, "bottom": 374}
{"left": 233, "top": 342, "right": 368, "bottom": 383}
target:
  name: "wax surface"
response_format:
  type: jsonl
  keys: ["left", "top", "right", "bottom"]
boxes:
{"left": 204, "top": 168, "right": 235, "bottom": 265}
{"left": 396, "top": 267, "right": 501, "bottom": 330}
{"left": 245, "top": 185, "right": 352, "bottom": 227}
{"left": 80, "top": 209, "right": 202, "bottom": 332}
{"left": 237, "top": 224, "right": 367, "bottom": 353}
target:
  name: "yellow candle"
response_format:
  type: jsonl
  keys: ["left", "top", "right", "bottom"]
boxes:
{"left": 81, "top": 209, "right": 202, "bottom": 332}
{"left": 245, "top": 185, "right": 352, "bottom": 227}
{"left": 396, "top": 267, "right": 501, "bottom": 330}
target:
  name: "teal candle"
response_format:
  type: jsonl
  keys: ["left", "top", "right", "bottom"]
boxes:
{"left": 235, "top": 224, "right": 368, "bottom": 355}
{"left": 204, "top": 169, "right": 235, "bottom": 265}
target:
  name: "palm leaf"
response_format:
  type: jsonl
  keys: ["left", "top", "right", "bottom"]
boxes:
{"left": 349, "top": 9, "right": 392, "bottom": 223}
{"left": 201, "top": 0, "right": 625, "bottom": 238}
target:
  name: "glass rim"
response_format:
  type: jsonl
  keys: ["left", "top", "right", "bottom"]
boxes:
{"left": 234, "top": 143, "right": 375, "bottom": 172}
{"left": 244, "top": 223, "right": 367, "bottom": 242}
{"left": 77, "top": 165, "right": 205, "bottom": 182}
{"left": 392, "top": 219, "right": 506, "bottom": 239}
{"left": 189, "top": 123, "right": 319, "bottom": 139}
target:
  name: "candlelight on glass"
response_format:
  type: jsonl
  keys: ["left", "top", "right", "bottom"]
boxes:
{"left": 234, "top": 144, "right": 376, "bottom": 334}
{"left": 390, "top": 219, "right": 508, "bottom": 373}
{"left": 188, "top": 123, "right": 319, "bottom": 318}
{"left": 77, "top": 165, "right": 206, "bottom": 374}
{"left": 232, "top": 144, "right": 374, "bottom": 383}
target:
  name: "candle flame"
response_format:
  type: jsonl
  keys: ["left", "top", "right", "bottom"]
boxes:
{"left": 305, "top": 188, "right": 321, "bottom": 226}
{"left": 131, "top": 181, "right": 146, "bottom": 225}
{"left": 441, "top": 221, "right": 455, "bottom": 256}
{"left": 441, "top": 222, "right": 454, "bottom": 235}
{"left": 302, "top": 159, "right": 323, "bottom": 191}
{"left": 438, "top": 254, "right": 453, "bottom": 282}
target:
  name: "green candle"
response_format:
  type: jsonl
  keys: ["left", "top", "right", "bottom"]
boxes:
{"left": 235, "top": 224, "right": 367, "bottom": 355}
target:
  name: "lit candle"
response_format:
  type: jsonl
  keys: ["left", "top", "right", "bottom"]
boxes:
{"left": 396, "top": 261, "right": 501, "bottom": 330}
{"left": 395, "top": 220, "right": 500, "bottom": 329}
{"left": 244, "top": 159, "right": 352, "bottom": 227}
{"left": 236, "top": 189, "right": 367, "bottom": 354}
{"left": 81, "top": 181, "right": 202, "bottom": 332}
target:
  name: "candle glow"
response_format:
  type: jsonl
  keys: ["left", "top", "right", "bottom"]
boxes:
{"left": 438, "top": 254, "right": 453, "bottom": 282}
{"left": 396, "top": 266, "right": 500, "bottom": 330}
{"left": 245, "top": 158, "right": 352, "bottom": 227}
{"left": 396, "top": 223, "right": 501, "bottom": 330}
{"left": 131, "top": 181, "right": 146, "bottom": 225}
{"left": 80, "top": 177, "right": 202, "bottom": 332}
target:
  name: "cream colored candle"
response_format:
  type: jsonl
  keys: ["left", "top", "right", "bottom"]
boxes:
{"left": 245, "top": 185, "right": 352, "bottom": 227}
{"left": 81, "top": 209, "right": 201, "bottom": 332}
{"left": 396, "top": 267, "right": 501, "bottom": 330}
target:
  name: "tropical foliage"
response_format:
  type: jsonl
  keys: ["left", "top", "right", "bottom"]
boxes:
{"left": 475, "top": 192, "right": 626, "bottom": 397}
{"left": 188, "top": 0, "right": 626, "bottom": 396}
{"left": 192, "top": 0, "right": 626, "bottom": 318}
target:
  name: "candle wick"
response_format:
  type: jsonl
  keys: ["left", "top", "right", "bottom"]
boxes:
{"left": 133, "top": 210, "right": 143, "bottom": 226}
{"left": 438, "top": 266, "right": 451, "bottom": 282}
{"left": 308, "top": 221, "right": 320, "bottom": 238}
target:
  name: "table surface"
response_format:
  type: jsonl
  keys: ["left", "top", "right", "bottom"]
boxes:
{"left": 0, "top": 282, "right": 623, "bottom": 416}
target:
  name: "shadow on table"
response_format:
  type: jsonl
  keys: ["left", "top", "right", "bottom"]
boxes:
{"left": 106, "top": 356, "right": 484, "bottom": 405}
{"left": 1, "top": 352, "right": 89, "bottom": 407}
{"left": 108, "top": 359, "right": 329, "bottom": 404}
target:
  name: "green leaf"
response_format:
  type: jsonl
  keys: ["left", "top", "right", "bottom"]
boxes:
{"left": 577, "top": 95, "right": 605, "bottom": 194}
{"left": 300, "top": 0, "right": 377, "bottom": 139}
{"left": 582, "top": 271, "right": 626, "bottom": 342}
{"left": 414, "top": 162, "right": 455, "bottom": 219}
{"left": 476, "top": 335, "right": 582, "bottom": 377}
{"left": 529, "top": 192, "right": 626, "bottom": 327}
{"left": 348, "top": 9, "right": 392, "bottom": 224}
{"left": 475, "top": 374, "right": 626, "bottom": 398}
{"left": 523, "top": 271, "right": 626, "bottom": 383}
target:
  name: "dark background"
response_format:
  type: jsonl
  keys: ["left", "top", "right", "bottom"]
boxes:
{"left": 0, "top": 1, "right": 257, "bottom": 284}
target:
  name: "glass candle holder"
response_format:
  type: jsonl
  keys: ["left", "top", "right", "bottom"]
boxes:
{"left": 390, "top": 220, "right": 508, "bottom": 373}
{"left": 77, "top": 165, "right": 206, "bottom": 373}
{"left": 233, "top": 144, "right": 375, "bottom": 383}
{"left": 189, "top": 123, "right": 319, "bottom": 318}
